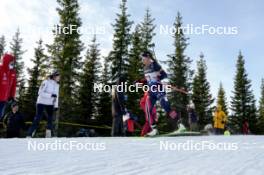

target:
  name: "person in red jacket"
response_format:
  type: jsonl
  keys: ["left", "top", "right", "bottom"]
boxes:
{"left": 242, "top": 119, "right": 250, "bottom": 135}
{"left": 0, "top": 53, "right": 17, "bottom": 120}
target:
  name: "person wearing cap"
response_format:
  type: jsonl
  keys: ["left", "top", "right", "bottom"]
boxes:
{"left": 3, "top": 101, "right": 25, "bottom": 138}
{"left": 137, "top": 51, "right": 178, "bottom": 136}
{"left": 0, "top": 53, "right": 17, "bottom": 120}
{"left": 27, "top": 71, "right": 60, "bottom": 138}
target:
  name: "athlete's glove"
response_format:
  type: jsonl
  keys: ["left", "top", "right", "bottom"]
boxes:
{"left": 8, "top": 97, "right": 15, "bottom": 102}
{"left": 51, "top": 94, "right": 57, "bottom": 98}
{"left": 158, "top": 70, "right": 168, "bottom": 80}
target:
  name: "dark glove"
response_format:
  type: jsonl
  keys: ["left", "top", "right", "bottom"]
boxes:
{"left": 51, "top": 94, "right": 57, "bottom": 98}
{"left": 54, "top": 108, "right": 58, "bottom": 112}
{"left": 7, "top": 97, "right": 15, "bottom": 104}
{"left": 158, "top": 70, "right": 168, "bottom": 80}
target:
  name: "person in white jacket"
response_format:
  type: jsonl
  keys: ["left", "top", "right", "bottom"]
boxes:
{"left": 27, "top": 71, "right": 60, "bottom": 137}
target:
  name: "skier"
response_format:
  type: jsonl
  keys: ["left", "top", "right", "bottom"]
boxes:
{"left": 111, "top": 76, "right": 127, "bottom": 136}
{"left": 136, "top": 51, "right": 178, "bottom": 136}
{"left": 27, "top": 70, "right": 60, "bottom": 138}
{"left": 3, "top": 101, "right": 25, "bottom": 138}
{"left": 140, "top": 91, "right": 158, "bottom": 136}
{"left": 213, "top": 105, "right": 227, "bottom": 135}
{"left": 0, "top": 53, "right": 17, "bottom": 120}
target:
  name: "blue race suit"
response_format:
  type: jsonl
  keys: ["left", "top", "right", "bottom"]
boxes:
{"left": 143, "top": 61, "right": 171, "bottom": 117}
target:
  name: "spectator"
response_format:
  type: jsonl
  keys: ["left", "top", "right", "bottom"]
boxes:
{"left": 213, "top": 105, "right": 227, "bottom": 135}
{"left": 242, "top": 119, "right": 250, "bottom": 135}
{"left": 3, "top": 101, "right": 25, "bottom": 138}
{"left": 187, "top": 101, "right": 198, "bottom": 131}
{"left": 27, "top": 70, "right": 60, "bottom": 138}
{"left": 0, "top": 54, "right": 17, "bottom": 120}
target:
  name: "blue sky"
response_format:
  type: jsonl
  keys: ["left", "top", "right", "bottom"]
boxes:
{"left": 0, "top": 0, "right": 263, "bottom": 106}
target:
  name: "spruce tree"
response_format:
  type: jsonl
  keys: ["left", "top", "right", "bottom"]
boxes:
{"left": 217, "top": 82, "right": 228, "bottom": 116}
{"left": 47, "top": 0, "right": 84, "bottom": 118}
{"left": 257, "top": 78, "right": 264, "bottom": 133}
{"left": 78, "top": 36, "right": 101, "bottom": 122}
{"left": 23, "top": 39, "right": 49, "bottom": 119}
{"left": 139, "top": 8, "right": 156, "bottom": 51}
{"left": 127, "top": 25, "right": 144, "bottom": 119}
{"left": 10, "top": 29, "right": 26, "bottom": 86}
{"left": 167, "top": 12, "right": 193, "bottom": 126}
{"left": 0, "top": 35, "right": 6, "bottom": 57}
{"left": 127, "top": 26, "right": 143, "bottom": 82}
{"left": 98, "top": 57, "right": 112, "bottom": 128}
{"left": 17, "top": 80, "right": 27, "bottom": 111}
{"left": 192, "top": 53, "right": 214, "bottom": 129}
{"left": 108, "top": 0, "right": 133, "bottom": 78}
{"left": 230, "top": 51, "right": 257, "bottom": 133}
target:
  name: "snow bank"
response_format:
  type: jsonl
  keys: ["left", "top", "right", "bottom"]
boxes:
{"left": 0, "top": 136, "right": 263, "bottom": 175}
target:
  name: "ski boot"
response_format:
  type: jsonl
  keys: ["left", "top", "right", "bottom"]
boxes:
{"left": 146, "top": 125, "right": 158, "bottom": 136}
{"left": 45, "top": 129, "right": 52, "bottom": 138}
{"left": 27, "top": 130, "right": 36, "bottom": 138}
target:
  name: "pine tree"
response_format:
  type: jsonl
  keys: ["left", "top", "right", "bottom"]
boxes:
{"left": 257, "top": 78, "right": 264, "bottom": 133}
{"left": 97, "top": 57, "right": 112, "bottom": 128}
{"left": 217, "top": 82, "right": 228, "bottom": 116}
{"left": 167, "top": 12, "right": 193, "bottom": 126}
{"left": 127, "top": 26, "right": 143, "bottom": 82}
{"left": 192, "top": 53, "right": 214, "bottom": 129}
{"left": 78, "top": 36, "right": 101, "bottom": 122}
{"left": 139, "top": 8, "right": 156, "bottom": 51}
{"left": 47, "top": 0, "right": 84, "bottom": 118}
{"left": 10, "top": 29, "right": 26, "bottom": 86}
{"left": 108, "top": 0, "right": 133, "bottom": 78}
{"left": 23, "top": 39, "right": 49, "bottom": 119}
{"left": 127, "top": 25, "right": 144, "bottom": 119}
{"left": 0, "top": 35, "right": 6, "bottom": 57}
{"left": 230, "top": 51, "right": 258, "bottom": 133}
{"left": 17, "top": 79, "right": 27, "bottom": 115}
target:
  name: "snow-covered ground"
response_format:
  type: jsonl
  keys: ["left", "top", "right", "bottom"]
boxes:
{"left": 0, "top": 136, "right": 264, "bottom": 175}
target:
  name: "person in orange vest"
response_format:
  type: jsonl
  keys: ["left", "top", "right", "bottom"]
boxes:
{"left": 213, "top": 105, "right": 227, "bottom": 135}
{"left": 0, "top": 53, "right": 17, "bottom": 120}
